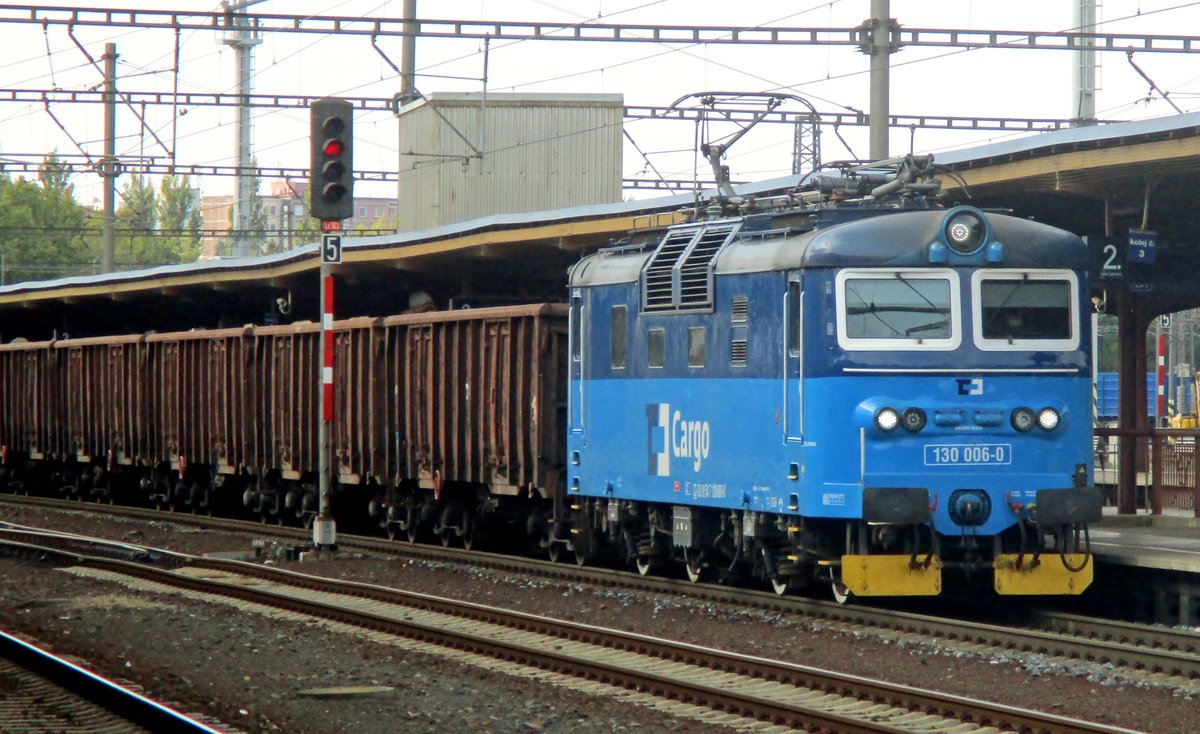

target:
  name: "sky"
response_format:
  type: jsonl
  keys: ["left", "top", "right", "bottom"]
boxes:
{"left": 2, "top": 0, "right": 1199, "bottom": 208}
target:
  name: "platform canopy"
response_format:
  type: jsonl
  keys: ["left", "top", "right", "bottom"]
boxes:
{"left": 2, "top": 112, "right": 1198, "bottom": 341}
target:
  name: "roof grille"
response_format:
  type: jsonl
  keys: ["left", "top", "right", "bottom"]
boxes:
{"left": 642, "top": 228, "right": 698, "bottom": 312}
{"left": 641, "top": 222, "right": 738, "bottom": 312}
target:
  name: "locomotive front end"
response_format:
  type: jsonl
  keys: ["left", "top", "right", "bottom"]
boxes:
{"left": 818, "top": 206, "right": 1102, "bottom": 597}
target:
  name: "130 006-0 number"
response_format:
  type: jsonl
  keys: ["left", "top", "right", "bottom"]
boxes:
{"left": 923, "top": 443, "right": 1012, "bottom": 466}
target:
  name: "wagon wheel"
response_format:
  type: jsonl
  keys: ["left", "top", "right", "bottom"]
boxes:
{"left": 547, "top": 540, "right": 563, "bottom": 563}
{"left": 385, "top": 523, "right": 399, "bottom": 541}
{"left": 461, "top": 513, "right": 481, "bottom": 552}
{"left": 439, "top": 526, "right": 456, "bottom": 547}
{"left": 403, "top": 503, "right": 420, "bottom": 544}
{"left": 635, "top": 555, "right": 654, "bottom": 577}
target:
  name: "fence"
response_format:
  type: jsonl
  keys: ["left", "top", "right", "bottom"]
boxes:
{"left": 1094, "top": 427, "right": 1200, "bottom": 516}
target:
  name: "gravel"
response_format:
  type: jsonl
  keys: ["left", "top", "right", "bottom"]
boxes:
{"left": 2, "top": 504, "right": 1197, "bottom": 734}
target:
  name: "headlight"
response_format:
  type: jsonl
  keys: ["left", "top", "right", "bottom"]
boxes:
{"left": 1011, "top": 407, "right": 1035, "bottom": 432}
{"left": 901, "top": 408, "right": 927, "bottom": 433}
{"left": 875, "top": 407, "right": 900, "bottom": 432}
{"left": 1037, "top": 407, "right": 1060, "bottom": 431}
{"left": 945, "top": 211, "right": 985, "bottom": 254}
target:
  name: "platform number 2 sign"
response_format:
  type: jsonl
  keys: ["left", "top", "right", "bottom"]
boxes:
{"left": 1093, "top": 237, "right": 1124, "bottom": 281}
{"left": 322, "top": 234, "right": 342, "bottom": 264}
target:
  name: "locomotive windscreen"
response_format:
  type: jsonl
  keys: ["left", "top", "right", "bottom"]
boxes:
{"left": 843, "top": 275, "right": 952, "bottom": 340}
{"left": 980, "top": 279, "right": 1072, "bottom": 341}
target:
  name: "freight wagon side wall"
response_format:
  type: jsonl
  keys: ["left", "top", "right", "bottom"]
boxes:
{"left": 146, "top": 330, "right": 254, "bottom": 473}
{"left": 256, "top": 325, "right": 320, "bottom": 480}
{"left": 0, "top": 342, "right": 60, "bottom": 459}
{"left": 332, "top": 318, "right": 386, "bottom": 486}
{"left": 382, "top": 305, "right": 568, "bottom": 496}
{"left": 58, "top": 336, "right": 143, "bottom": 466}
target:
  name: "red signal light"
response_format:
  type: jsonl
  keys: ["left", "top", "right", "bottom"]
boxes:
{"left": 323, "top": 139, "right": 345, "bottom": 157}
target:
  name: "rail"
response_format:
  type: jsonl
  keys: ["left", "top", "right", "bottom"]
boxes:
{"left": 0, "top": 528, "right": 1154, "bottom": 734}
{"left": 0, "top": 629, "right": 223, "bottom": 733}
{"left": 1094, "top": 426, "right": 1200, "bottom": 517}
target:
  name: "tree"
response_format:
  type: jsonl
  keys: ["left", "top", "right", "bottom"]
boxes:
{"left": 115, "top": 174, "right": 165, "bottom": 267}
{"left": 158, "top": 174, "right": 203, "bottom": 262}
{"left": 0, "top": 153, "right": 92, "bottom": 283}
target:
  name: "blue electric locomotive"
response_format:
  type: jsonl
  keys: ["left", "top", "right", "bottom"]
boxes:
{"left": 558, "top": 168, "right": 1102, "bottom": 599}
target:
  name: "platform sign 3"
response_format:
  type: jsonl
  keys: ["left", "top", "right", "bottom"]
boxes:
{"left": 322, "top": 234, "right": 343, "bottom": 264}
{"left": 1127, "top": 230, "right": 1158, "bottom": 265}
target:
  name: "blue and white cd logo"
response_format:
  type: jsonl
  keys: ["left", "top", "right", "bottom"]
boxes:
{"left": 647, "top": 403, "right": 711, "bottom": 475}
{"left": 647, "top": 403, "right": 670, "bottom": 476}
{"left": 956, "top": 378, "right": 983, "bottom": 396}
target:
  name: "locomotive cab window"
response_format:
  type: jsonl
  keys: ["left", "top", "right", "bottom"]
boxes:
{"left": 971, "top": 270, "right": 1079, "bottom": 351}
{"left": 611, "top": 305, "right": 627, "bottom": 369}
{"left": 835, "top": 269, "right": 960, "bottom": 351}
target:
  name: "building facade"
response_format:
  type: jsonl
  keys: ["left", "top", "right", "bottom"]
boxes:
{"left": 200, "top": 182, "right": 397, "bottom": 259}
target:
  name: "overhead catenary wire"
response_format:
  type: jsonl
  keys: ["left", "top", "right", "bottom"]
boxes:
{"left": 5, "top": 1, "right": 1200, "bottom": 209}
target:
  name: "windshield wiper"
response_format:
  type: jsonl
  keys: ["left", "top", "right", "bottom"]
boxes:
{"left": 906, "top": 318, "right": 949, "bottom": 336}
{"left": 894, "top": 272, "right": 949, "bottom": 337}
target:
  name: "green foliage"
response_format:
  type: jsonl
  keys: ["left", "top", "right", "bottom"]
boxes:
{"left": 113, "top": 173, "right": 204, "bottom": 268}
{"left": 158, "top": 174, "right": 203, "bottom": 263}
{"left": 0, "top": 152, "right": 92, "bottom": 284}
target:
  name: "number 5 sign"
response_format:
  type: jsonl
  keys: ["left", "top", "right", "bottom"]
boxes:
{"left": 322, "top": 234, "right": 342, "bottom": 264}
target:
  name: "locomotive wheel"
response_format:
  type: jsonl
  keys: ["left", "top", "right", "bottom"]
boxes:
{"left": 440, "top": 527, "right": 455, "bottom": 547}
{"left": 385, "top": 523, "right": 399, "bottom": 541}
{"left": 684, "top": 548, "right": 705, "bottom": 583}
{"left": 406, "top": 524, "right": 419, "bottom": 544}
{"left": 573, "top": 547, "right": 587, "bottom": 567}
{"left": 635, "top": 555, "right": 654, "bottom": 577}
{"left": 831, "top": 579, "right": 853, "bottom": 605}
{"left": 547, "top": 541, "right": 563, "bottom": 563}
{"left": 771, "top": 577, "right": 790, "bottom": 596}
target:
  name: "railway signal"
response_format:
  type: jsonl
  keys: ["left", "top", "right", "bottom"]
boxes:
{"left": 309, "top": 97, "right": 354, "bottom": 222}
{"left": 308, "top": 97, "right": 354, "bottom": 553}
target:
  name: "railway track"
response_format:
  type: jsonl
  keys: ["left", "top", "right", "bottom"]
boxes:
{"left": 4, "top": 494, "right": 1199, "bottom": 690}
{"left": 0, "top": 628, "right": 226, "bottom": 733}
{"left": 0, "top": 525, "right": 1145, "bottom": 734}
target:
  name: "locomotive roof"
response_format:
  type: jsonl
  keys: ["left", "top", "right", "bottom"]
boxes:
{"left": 570, "top": 206, "right": 1086, "bottom": 287}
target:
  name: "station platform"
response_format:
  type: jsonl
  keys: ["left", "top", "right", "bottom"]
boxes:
{"left": 1093, "top": 507, "right": 1200, "bottom": 573}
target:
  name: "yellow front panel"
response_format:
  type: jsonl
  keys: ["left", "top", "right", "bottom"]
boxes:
{"left": 993, "top": 554, "right": 1093, "bottom": 595}
{"left": 841, "top": 554, "right": 943, "bottom": 597}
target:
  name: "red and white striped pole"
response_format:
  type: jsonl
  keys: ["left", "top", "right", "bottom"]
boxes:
{"left": 315, "top": 223, "right": 342, "bottom": 549}
{"left": 1157, "top": 329, "right": 1167, "bottom": 424}
{"left": 322, "top": 274, "right": 334, "bottom": 423}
